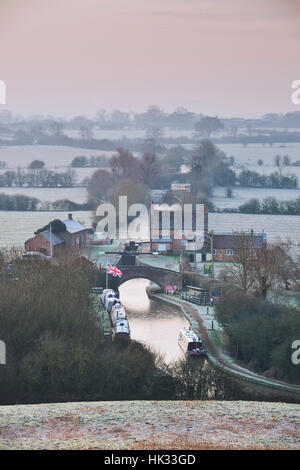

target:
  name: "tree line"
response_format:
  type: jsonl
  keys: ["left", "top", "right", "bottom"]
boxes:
{"left": 71, "top": 155, "right": 108, "bottom": 168}
{"left": 238, "top": 170, "right": 297, "bottom": 189}
{"left": 0, "top": 194, "right": 93, "bottom": 211}
{"left": 2, "top": 108, "right": 300, "bottom": 132}
{"left": 221, "top": 196, "right": 300, "bottom": 215}
{"left": 86, "top": 141, "right": 235, "bottom": 213}
{"left": 0, "top": 168, "right": 76, "bottom": 188}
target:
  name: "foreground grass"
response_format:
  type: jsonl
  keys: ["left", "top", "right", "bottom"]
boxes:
{"left": 0, "top": 400, "right": 299, "bottom": 450}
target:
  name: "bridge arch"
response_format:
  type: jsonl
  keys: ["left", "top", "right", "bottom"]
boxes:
{"left": 110, "top": 265, "right": 183, "bottom": 291}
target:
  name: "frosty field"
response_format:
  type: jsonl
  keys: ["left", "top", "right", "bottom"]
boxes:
{"left": 0, "top": 145, "right": 113, "bottom": 168}
{"left": 1, "top": 210, "right": 300, "bottom": 248}
{"left": 0, "top": 400, "right": 299, "bottom": 450}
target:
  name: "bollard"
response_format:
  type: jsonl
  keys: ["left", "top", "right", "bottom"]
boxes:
{"left": 211, "top": 320, "right": 214, "bottom": 331}
{"left": 207, "top": 307, "right": 209, "bottom": 315}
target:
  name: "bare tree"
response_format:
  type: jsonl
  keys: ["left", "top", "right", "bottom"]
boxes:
{"left": 87, "top": 169, "right": 116, "bottom": 203}
{"left": 253, "top": 242, "right": 296, "bottom": 297}
{"left": 221, "top": 233, "right": 257, "bottom": 292}
{"left": 109, "top": 147, "right": 139, "bottom": 182}
{"left": 139, "top": 152, "right": 160, "bottom": 187}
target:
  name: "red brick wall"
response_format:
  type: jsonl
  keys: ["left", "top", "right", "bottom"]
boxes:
{"left": 59, "top": 230, "right": 87, "bottom": 249}
{"left": 152, "top": 242, "right": 172, "bottom": 252}
{"left": 25, "top": 234, "right": 53, "bottom": 256}
{"left": 213, "top": 249, "right": 232, "bottom": 262}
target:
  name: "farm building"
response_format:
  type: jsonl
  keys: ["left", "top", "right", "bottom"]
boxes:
{"left": 212, "top": 232, "right": 267, "bottom": 262}
{"left": 24, "top": 214, "right": 88, "bottom": 257}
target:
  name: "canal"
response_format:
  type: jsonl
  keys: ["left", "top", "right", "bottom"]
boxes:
{"left": 119, "top": 278, "right": 189, "bottom": 363}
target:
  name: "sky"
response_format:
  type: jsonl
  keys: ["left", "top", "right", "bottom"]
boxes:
{"left": 0, "top": 0, "right": 300, "bottom": 118}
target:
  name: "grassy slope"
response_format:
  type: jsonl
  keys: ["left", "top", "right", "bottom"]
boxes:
{"left": 0, "top": 400, "right": 299, "bottom": 450}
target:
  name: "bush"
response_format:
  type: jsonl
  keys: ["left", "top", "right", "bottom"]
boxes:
{"left": 28, "top": 160, "right": 45, "bottom": 169}
{"left": 0, "top": 193, "right": 40, "bottom": 210}
{"left": 215, "top": 292, "right": 300, "bottom": 382}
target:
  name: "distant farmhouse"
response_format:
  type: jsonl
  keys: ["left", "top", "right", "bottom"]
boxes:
{"left": 150, "top": 202, "right": 209, "bottom": 262}
{"left": 212, "top": 232, "right": 267, "bottom": 262}
{"left": 24, "top": 214, "right": 88, "bottom": 257}
{"left": 149, "top": 203, "right": 267, "bottom": 264}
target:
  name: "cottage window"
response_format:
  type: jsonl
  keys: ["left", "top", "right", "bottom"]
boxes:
{"left": 213, "top": 249, "right": 216, "bottom": 255}
{"left": 158, "top": 244, "right": 166, "bottom": 251}
{"left": 226, "top": 249, "right": 233, "bottom": 255}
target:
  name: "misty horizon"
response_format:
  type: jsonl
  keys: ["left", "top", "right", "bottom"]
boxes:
{"left": 1, "top": 106, "right": 300, "bottom": 122}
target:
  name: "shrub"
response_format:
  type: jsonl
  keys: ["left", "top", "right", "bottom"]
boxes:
{"left": 215, "top": 292, "right": 300, "bottom": 382}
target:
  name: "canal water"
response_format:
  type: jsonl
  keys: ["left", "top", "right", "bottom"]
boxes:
{"left": 119, "top": 278, "right": 189, "bottom": 363}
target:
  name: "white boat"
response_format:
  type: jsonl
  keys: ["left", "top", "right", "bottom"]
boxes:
{"left": 111, "top": 305, "right": 127, "bottom": 325}
{"left": 101, "top": 289, "right": 115, "bottom": 305}
{"left": 105, "top": 293, "right": 117, "bottom": 310}
{"left": 114, "top": 318, "right": 130, "bottom": 339}
{"left": 178, "top": 328, "right": 206, "bottom": 357}
{"left": 106, "top": 297, "right": 121, "bottom": 313}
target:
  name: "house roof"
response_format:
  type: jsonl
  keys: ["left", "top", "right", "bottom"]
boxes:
{"left": 213, "top": 233, "right": 266, "bottom": 250}
{"left": 62, "top": 219, "right": 87, "bottom": 234}
{"left": 41, "top": 231, "right": 64, "bottom": 245}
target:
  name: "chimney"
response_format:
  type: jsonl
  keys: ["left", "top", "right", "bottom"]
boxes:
{"left": 68, "top": 213, "right": 73, "bottom": 220}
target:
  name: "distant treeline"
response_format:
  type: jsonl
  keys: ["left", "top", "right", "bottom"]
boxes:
{"left": 2, "top": 131, "right": 300, "bottom": 151}
{"left": 238, "top": 170, "right": 298, "bottom": 189}
{"left": 0, "top": 194, "right": 40, "bottom": 211}
{"left": 222, "top": 196, "right": 300, "bottom": 215}
{"left": 0, "top": 194, "right": 93, "bottom": 211}
{"left": 0, "top": 168, "right": 77, "bottom": 188}
{"left": 1, "top": 108, "right": 300, "bottom": 131}
{"left": 71, "top": 155, "right": 108, "bottom": 168}
{"left": 3, "top": 192, "right": 300, "bottom": 216}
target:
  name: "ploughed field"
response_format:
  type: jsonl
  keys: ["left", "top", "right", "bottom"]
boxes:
{"left": 0, "top": 400, "right": 299, "bottom": 450}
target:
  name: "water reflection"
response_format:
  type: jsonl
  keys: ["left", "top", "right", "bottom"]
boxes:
{"left": 119, "top": 278, "right": 189, "bottom": 363}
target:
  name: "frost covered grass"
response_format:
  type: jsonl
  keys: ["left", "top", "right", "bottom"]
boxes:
{"left": 0, "top": 400, "right": 299, "bottom": 450}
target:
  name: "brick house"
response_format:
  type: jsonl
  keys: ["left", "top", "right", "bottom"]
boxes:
{"left": 58, "top": 214, "right": 88, "bottom": 249}
{"left": 150, "top": 203, "right": 209, "bottom": 259}
{"left": 24, "top": 214, "right": 88, "bottom": 257}
{"left": 24, "top": 231, "right": 64, "bottom": 257}
{"left": 212, "top": 232, "right": 267, "bottom": 262}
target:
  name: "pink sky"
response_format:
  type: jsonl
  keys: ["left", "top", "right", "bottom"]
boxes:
{"left": 0, "top": 0, "right": 300, "bottom": 117}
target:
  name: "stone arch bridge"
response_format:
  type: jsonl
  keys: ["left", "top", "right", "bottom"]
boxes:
{"left": 110, "top": 265, "right": 183, "bottom": 291}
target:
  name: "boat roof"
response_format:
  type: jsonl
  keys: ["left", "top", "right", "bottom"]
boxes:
{"left": 180, "top": 328, "right": 200, "bottom": 342}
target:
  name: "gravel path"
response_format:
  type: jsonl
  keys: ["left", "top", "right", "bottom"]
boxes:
{"left": 0, "top": 400, "right": 299, "bottom": 450}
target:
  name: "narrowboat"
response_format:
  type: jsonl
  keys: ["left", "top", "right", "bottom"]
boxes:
{"left": 178, "top": 328, "right": 206, "bottom": 357}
